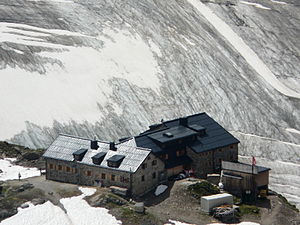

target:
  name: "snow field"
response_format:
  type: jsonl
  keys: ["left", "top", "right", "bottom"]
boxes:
{"left": 0, "top": 158, "right": 40, "bottom": 181}
{"left": 0, "top": 22, "right": 162, "bottom": 140}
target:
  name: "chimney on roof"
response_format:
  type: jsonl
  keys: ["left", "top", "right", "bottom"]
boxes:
{"left": 109, "top": 142, "right": 117, "bottom": 151}
{"left": 179, "top": 117, "right": 188, "bottom": 126}
{"left": 91, "top": 140, "right": 99, "bottom": 150}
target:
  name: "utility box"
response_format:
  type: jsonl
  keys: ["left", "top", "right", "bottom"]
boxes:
{"left": 201, "top": 193, "right": 233, "bottom": 213}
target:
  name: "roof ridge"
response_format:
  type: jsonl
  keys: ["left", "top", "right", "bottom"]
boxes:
{"left": 117, "top": 142, "right": 152, "bottom": 152}
{"left": 162, "top": 112, "right": 206, "bottom": 124}
{"left": 58, "top": 133, "right": 110, "bottom": 144}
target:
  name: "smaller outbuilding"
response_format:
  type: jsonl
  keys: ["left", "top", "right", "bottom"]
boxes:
{"left": 201, "top": 193, "right": 233, "bottom": 213}
{"left": 221, "top": 161, "right": 271, "bottom": 201}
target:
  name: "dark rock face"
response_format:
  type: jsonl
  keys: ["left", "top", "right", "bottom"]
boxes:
{"left": 22, "top": 152, "right": 40, "bottom": 161}
{"left": 0, "top": 0, "right": 299, "bottom": 208}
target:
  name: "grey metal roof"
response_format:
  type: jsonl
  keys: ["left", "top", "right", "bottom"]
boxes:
{"left": 43, "top": 134, "right": 151, "bottom": 173}
{"left": 222, "top": 161, "right": 270, "bottom": 174}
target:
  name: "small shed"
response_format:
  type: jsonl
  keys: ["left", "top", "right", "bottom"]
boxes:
{"left": 221, "top": 161, "right": 270, "bottom": 201}
{"left": 201, "top": 193, "right": 233, "bottom": 213}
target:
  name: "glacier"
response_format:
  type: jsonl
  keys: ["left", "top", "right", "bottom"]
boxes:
{"left": 0, "top": 0, "right": 299, "bottom": 208}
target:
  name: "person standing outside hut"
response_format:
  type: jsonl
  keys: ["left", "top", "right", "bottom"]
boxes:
{"left": 18, "top": 172, "right": 21, "bottom": 181}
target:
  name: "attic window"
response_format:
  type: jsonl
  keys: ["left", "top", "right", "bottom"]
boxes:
{"left": 163, "top": 132, "right": 173, "bottom": 138}
{"left": 92, "top": 152, "right": 106, "bottom": 165}
{"left": 73, "top": 148, "right": 88, "bottom": 161}
{"left": 107, "top": 155, "right": 125, "bottom": 168}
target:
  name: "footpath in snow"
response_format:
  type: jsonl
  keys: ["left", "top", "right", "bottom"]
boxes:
{"left": 187, "top": 0, "right": 300, "bottom": 99}
{"left": 0, "top": 158, "right": 40, "bottom": 181}
{"left": 0, "top": 187, "right": 121, "bottom": 225}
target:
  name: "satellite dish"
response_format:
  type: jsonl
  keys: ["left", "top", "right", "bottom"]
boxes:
{"left": 218, "top": 182, "right": 224, "bottom": 189}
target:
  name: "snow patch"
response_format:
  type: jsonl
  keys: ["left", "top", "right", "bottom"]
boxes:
{"left": 240, "top": 1, "right": 271, "bottom": 10}
{"left": 78, "top": 187, "right": 96, "bottom": 196}
{"left": 270, "top": 0, "right": 287, "bottom": 4}
{"left": 187, "top": 0, "right": 300, "bottom": 99}
{"left": 166, "top": 220, "right": 195, "bottom": 225}
{"left": 177, "top": 42, "right": 188, "bottom": 51}
{"left": 155, "top": 184, "right": 168, "bottom": 196}
{"left": 181, "top": 36, "right": 195, "bottom": 46}
{"left": 0, "top": 158, "right": 40, "bottom": 181}
{"left": 286, "top": 128, "right": 300, "bottom": 135}
{"left": 60, "top": 187, "right": 121, "bottom": 225}
{"left": 0, "top": 187, "right": 121, "bottom": 225}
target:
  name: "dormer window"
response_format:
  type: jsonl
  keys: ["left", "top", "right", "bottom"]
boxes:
{"left": 92, "top": 152, "right": 106, "bottom": 165}
{"left": 73, "top": 148, "right": 88, "bottom": 161}
{"left": 107, "top": 155, "right": 125, "bottom": 168}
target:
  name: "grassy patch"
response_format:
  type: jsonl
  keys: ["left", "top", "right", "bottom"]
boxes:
{"left": 17, "top": 188, "right": 45, "bottom": 201}
{"left": 188, "top": 181, "right": 220, "bottom": 199}
{"left": 120, "top": 207, "right": 157, "bottom": 225}
{"left": 238, "top": 204, "right": 260, "bottom": 216}
{"left": 56, "top": 187, "right": 81, "bottom": 198}
{"left": 278, "top": 194, "right": 299, "bottom": 212}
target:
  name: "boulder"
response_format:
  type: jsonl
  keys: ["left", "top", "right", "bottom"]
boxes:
{"left": 32, "top": 198, "right": 45, "bottom": 206}
{"left": 89, "top": 193, "right": 127, "bottom": 207}
{"left": 0, "top": 210, "right": 9, "bottom": 219}
{"left": 17, "top": 183, "right": 33, "bottom": 192}
{"left": 134, "top": 202, "right": 145, "bottom": 213}
{"left": 17, "top": 187, "right": 25, "bottom": 192}
{"left": 20, "top": 203, "right": 29, "bottom": 209}
{"left": 21, "top": 183, "right": 34, "bottom": 190}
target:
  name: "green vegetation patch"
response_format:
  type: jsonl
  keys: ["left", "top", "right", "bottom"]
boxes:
{"left": 238, "top": 204, "right": 260, "bottom": 216}
{"left": 188, "top": 181, "right": 220, "bottom": 199}
{"left": 57, "top": 187, "right": 81, "bottom": 198}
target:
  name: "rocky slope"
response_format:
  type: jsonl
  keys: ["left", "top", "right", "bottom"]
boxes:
{"left": 0, "top": 0, "right": 299, "bottom": 208}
